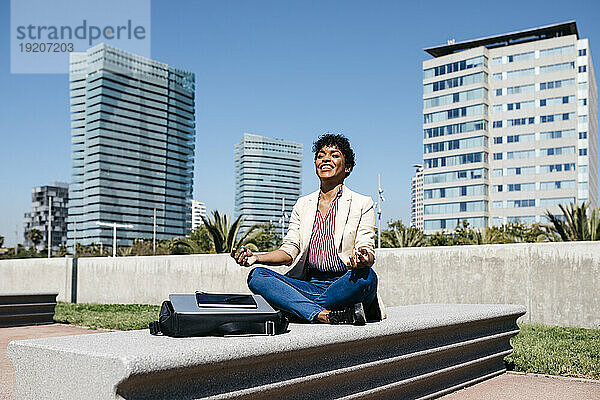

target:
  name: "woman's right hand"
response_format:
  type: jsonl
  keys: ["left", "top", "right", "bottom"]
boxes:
{"left": 231, "top": 246, "right": 258, "bottom": 267}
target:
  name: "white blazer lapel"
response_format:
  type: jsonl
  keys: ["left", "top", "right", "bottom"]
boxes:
{"left": 301, "top": 190, "right": 320, "bottom": 249}
{"left": 334, "top": 188, "right": 352, "bottom": 250}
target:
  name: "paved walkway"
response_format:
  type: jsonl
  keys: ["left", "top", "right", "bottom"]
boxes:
{"left": 439, "top": 372, "right": 600, "bottom": 399}
{"left": 2, "top": 324, "right": 599, "bottom": 399}
{"left": 1, "top": 323, "right": 105, "bottom": 400}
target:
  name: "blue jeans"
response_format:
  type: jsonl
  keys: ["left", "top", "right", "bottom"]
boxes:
{"left": 247, "top": 267, "right": 378, "bottom": 322}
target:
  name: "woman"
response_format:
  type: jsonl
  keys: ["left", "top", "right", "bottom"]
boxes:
{"left": 231, "top": 134, "right": 379, "bottom": 325}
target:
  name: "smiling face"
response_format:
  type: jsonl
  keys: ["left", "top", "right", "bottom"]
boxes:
{"left": 315, "top": 145, "right": 350, "bottom": 183}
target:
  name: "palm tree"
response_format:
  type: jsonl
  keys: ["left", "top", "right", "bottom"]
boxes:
{"left": 27, "top": 229, "right": 43, "bottom": 249}
{"left": 544, "top": 202, "right": 600, "bottom": 241}
{"left": 201, "top": 211, "right": 257, "bottom": 253}
{"left": 381, "top": 221, "right": 425, "bottom": 247}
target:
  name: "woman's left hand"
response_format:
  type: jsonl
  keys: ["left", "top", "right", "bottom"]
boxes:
{"left": 348, "top": 247, "right": 374, "bottom": 269}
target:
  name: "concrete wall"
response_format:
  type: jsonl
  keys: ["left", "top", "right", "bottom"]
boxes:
{"left": 1, "top": 241, "right": 598, "bottom": 328}
{"left": 0, "top": 258, "right": 73, "bottom": 302}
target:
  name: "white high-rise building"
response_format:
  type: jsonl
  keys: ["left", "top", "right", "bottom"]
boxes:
{"left": 422, "top": 21, "right": 597, "bottom": 233}
{"left": 410, "top": 165, "right": 424, "bottom": 229}
{"left": 191, "top": 200, "right": 207, "bottom": 230}
{"left": 234, "top": 133, "right": 303, "bottom": 233}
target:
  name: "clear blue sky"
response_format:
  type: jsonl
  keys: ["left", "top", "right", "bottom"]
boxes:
{"left": 1, "top": 0, "right": 599, "bottom": 246}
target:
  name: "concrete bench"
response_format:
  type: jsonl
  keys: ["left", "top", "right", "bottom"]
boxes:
{"left": 8, "top": 304, "right": 525, "bottom": 400}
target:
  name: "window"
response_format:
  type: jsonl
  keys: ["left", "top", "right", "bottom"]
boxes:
{"left": 579, "top": 49, "right": 587, "bottom": 56}
{"left": 579, "top": 99, "right": 587, "bottom": 106}
{"left": 424, "top": 56, "right": 487, "bottom": 78}
{"left": 579, "top": 115, "right": 588, "bottom": 123}
{"left": 508, "top": 183, "right": 535, "bottom": 191}
{"left": 508, "top": 52, "right": 534, "bottom": 63}
{"left": 506, "top": 166, "right": 536, "bottom": 175}
{"left": 506, "top": 68, "right": 534, "bottom": 79}
{"left": 493, "top": 121, "right": 503, "bottom": 128}
{"left": 493, "top": 152, "right": 503, "bottom": 160}
{"left": 425, "top": 152, "right": 487, "bottom": 168}
{"left": 424, "top": 104, "right": 488, "bottom": 124}
{"left": 540, "top": 129, "right": 576, "bottom": 140}
{"left": 494, "top": 137, "right": 503, "bottom": 144}
{"left": 493, "top": 73, "right": 503, "bottom": 80}
{"left": 424, "top": 184, "right": 488, "bottom": 199}
{"left": 540, "top": 180, "right": 576, "bottom": 190}
{"left": 493, "top": 168, "right": 503, "bottom": 176}
{"left": 540, "top": 113, "right": 574, "bottom": 123}
{"left": 424, "top": 168, "right": 488, "bottom": 184}
{"left": 494, "top": 185, "right": 503, "bottom": 192}
{"left": 579, "top": 148, "right": 588, "bottom": 156}
{"left": 507, "top": 133, "right": 534, "bottom": 143}
{"left": 540, "top": 163, "right": 576, "bottom": 173}
{"left": 424, "top": 200, "right": 488, "bottom": 215}
{"left": 579, "top": 65, "right": 587, "bottom": 73}
{"left": 539, "top": 62, "right": 575, "bottom": 74}
{"left": 539, "top": 78, "right": 575, "bottom": 91}
{"left": 507, "top": 150, "right": 535, "bottom": 159}
{"left": 493, "top": 201, "right": 503, "bottom": 209}
{"left": 423, "top": 87, "right": 488, "bottom": 109}
{"left": 424, "top": 136, "right": 487, "bottom": 153}
{"left": 540, "top": 146, "right": 575, "bottom": 156}
{"left": 579, "top": 131, "right": 587, "bottom": 139}
{"left": 507, "top": 199, "right": 536, "bottom": 208}
{"left": 578, "top": 81, "right": 588, "bottom": 90}
{"left": 492, "top": 57, "right": 502, "bottom": 64}
{"left": 540, "top": 95, "right": 574, "bottom": 107}
{"left": 507, "top": 84, "right": 535, "bottom": 95}
{"left": 507, "top": 117, "right": 535, "bottom": 127}
{"left": 424, "top": 120, "right": 487, "bottom": 139}
{"left": 495, "top": 88, "right": 502, "bottom": 96}
{"left": 539, "top": 197, "right": 576, "bottom": 207}
{"left": 492, "top": 105, "right": 503, "bottom": 113}
{"left": 424, "top": 217, "right": 488, "bottom": 230}
{"left": 424, "top": 72, "right": 488, "bottom": 93}
{"left": 539, "top": 45, "right": 575, "bottom": 58}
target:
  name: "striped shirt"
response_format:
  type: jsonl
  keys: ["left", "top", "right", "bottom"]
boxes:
{"left": 306, "top": 185, "right": 347, "bottom": 272}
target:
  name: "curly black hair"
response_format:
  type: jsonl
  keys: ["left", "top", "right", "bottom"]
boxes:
{"left": 312, "top": 134, "right": 356, "bottom": 176}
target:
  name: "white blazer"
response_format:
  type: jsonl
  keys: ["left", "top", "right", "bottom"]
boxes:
{"left": 280, "top": 186, "right": 376, "bottom": 280}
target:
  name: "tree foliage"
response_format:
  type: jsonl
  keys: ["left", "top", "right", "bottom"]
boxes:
{"left": 201, "top": 211, "right": 257, "bottom": 253}
{"left": 543, "top": 202, "right": 600, "bottom": 241}
{"left": 27, "top": 229, "right": 43, "bottom": 247}
{"left": 381, "top": 220, "right": 425, "bottom": 247}
{"left": 243, "top": 222, "right": 283, "bottom": 252}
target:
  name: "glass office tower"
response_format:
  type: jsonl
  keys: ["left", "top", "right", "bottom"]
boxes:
{"left": 234, "top": 133, "right": 303, "bottom": 233}
{"left": 422, "top": 21, "right": 597, "bottom": 233}
{"left": 68, "top": 44, "right": 195, "bottom": 248}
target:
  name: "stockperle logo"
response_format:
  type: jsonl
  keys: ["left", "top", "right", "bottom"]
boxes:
{"left": 10, "top": 0, "right": 151, "bottom": 74}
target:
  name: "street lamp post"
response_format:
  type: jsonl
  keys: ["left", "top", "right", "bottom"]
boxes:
{"left": 73, "top": 219, "right": 77, "bottom": 257}
{"left": 48, "top": 196, "right": 52, "bottom": 258}
{"left": 376, "top": 174, "right": 385, "bottom": 248}
{"left": 96, "top": 222, "right": 134, "bottom": 257}
{"left": 153, "top": 208, "right": 157, "bottom": 255}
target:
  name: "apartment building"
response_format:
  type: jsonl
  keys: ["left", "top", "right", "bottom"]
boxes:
{"left": 410, "top": 164, "right": 424, "bottom": 229}
{"left": 422, "top": 21, "right": 597, "bottom": 232}
{"left": 234, "top": 133, "right": 303, "bottom": 233}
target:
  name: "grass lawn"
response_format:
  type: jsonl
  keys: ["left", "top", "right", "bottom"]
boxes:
{"left": 54, "top": 302, "right": 159, "bottom": 331}
{"left": 54, "top": 302, "right": 600, "bottom": 379}
{"left": 506, "top": 323, "right": 600, "bottom": 380}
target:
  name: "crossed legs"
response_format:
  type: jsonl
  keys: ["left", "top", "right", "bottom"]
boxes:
{"left": 247, "top": 266, "right": 378, "bottom": 322}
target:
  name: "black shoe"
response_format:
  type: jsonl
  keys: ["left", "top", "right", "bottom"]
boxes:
{"left": 327, "top": 303, "right": 366, "bottom": 325}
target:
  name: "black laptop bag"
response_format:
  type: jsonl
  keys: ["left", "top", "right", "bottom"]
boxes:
{"left": 149, "top": 292, "right": 288, "bottom": 337}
